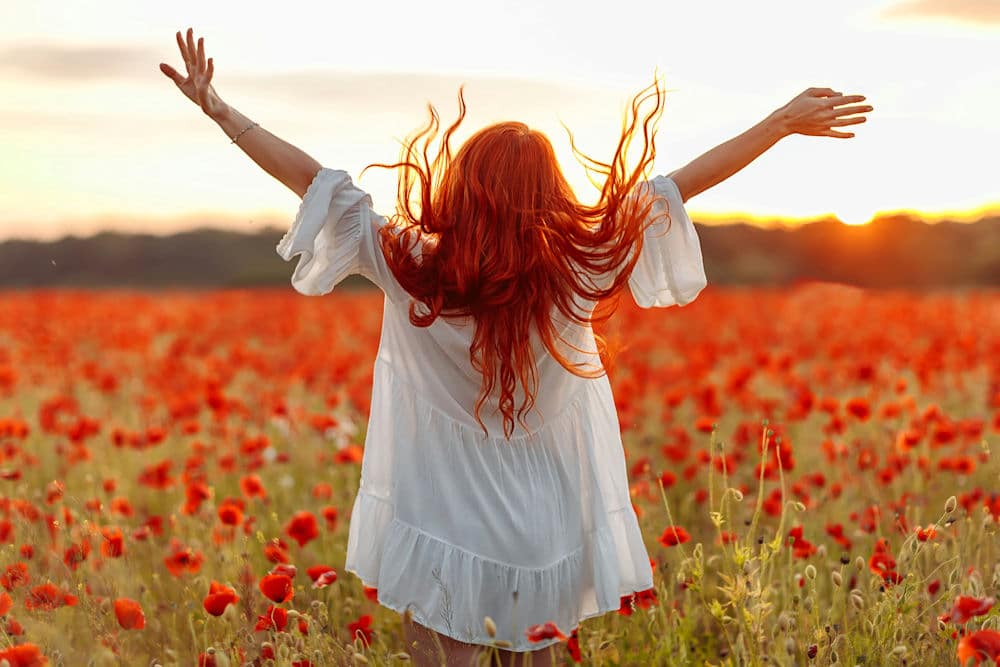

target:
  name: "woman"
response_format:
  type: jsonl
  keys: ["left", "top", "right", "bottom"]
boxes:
{"left": 161, "top": 27, "right": 871, "bottom": 666}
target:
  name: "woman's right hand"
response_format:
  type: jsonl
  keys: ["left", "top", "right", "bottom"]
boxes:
{"left": 159, "top": 27, "right": 229, "bottom": 121}
{"left": 774, "top": 87, "right": 873, "bottom": 138}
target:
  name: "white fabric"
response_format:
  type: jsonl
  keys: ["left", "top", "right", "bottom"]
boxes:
{"left": 276, "top": 167, "right": 707, "bottom": 651}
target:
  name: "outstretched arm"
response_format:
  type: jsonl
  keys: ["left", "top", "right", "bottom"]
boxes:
{"left": 160, "top": 27, "right": 322, "bottom": 199}
{"left": 667, "top": 87, "right": 872, "bottom": 203}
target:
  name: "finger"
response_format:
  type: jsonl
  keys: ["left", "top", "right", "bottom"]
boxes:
{"left": 186, "top": 28, "right": 197, "bottom": 68}
{"left": 809, "top": 87, "right": 837, "bottom": 97}
{"left": 827, "top": 95, "right": 867, "bottom": 108}
{"left": 206, "top": 57, "right": 214, "bottom": 84}
{"left": 175, "top": 31, "right": 191, "bottom": 73}
{"left": 819, "top": 129, "right": 855, "bottom": 138}
{"left": 829, "top": 116, "right": 867, "bottom": 127}
{"left": 833, "top": 104, "right": 873, "bottom": 117}
{"left": 197, "top": 36, "right": 205, "bottom": 72}
{"left": 159, "top": 62, "right": 185, "bottom": 86}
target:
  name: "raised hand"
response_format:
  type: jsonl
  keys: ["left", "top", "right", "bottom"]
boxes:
{"left": 775, "top": 87, "right": 873, "bottom": 139}
{"left": 159, "top": 27, "right": 228, "bottom": 120}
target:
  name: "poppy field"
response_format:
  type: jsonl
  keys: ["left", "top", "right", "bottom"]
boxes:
{"left": 0, "top": 283, "right": 998, "bottom": 666}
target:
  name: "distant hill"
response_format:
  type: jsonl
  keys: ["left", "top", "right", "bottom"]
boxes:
{"left": 1, "top": 214, "right": 997, "bottom": 289}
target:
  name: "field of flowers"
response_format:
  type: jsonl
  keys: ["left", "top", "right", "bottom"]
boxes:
{"left": 0, "top": 282, "right": 998, "bottom": 666}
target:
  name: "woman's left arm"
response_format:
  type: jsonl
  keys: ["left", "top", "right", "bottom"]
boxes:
{"left": 160, "top": 27, "right": 322, "bottom": 199}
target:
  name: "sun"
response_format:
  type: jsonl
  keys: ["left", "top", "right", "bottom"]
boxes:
{"left": 834, "top": 202, "right": 875, "bottom": 226}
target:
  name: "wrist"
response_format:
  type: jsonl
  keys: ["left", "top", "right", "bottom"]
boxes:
{"left": 764, "top": 108, "right": 792, "bottom": 140}
{"left": 209, "top": 102, "right": 233, "bottom": 125}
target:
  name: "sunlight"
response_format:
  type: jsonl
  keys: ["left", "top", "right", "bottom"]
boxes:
{"left": 834, "top": 202, "right": 875, "bottom": 226}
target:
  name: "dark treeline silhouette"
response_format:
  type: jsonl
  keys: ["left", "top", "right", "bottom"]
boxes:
{"left": 1, "top": 213, "right": 997, "bottom": 290}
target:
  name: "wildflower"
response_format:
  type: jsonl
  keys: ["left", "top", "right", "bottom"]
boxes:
{"left": 0, "top": 642, "right": 48, "bottom": 666}
{"left": 914, "top": 525, "right": 937, "bottom": 541}
{"left": 526, "top": 621, "right": 567, "bottom": 642}
{"left": 285, "top": 511, "right": 319, "bottom": 547}
{"left": 203, "top": 581, "right": 240, "bottom": 616}
{"left": 258, "top": 574, "right": 294, "bottom": 603}
{"left": 254, "top": 605, "right": 288, "bottom": 632}
{"left": 24, "top": 582, "right": 78, "bottom": 611}
{"left": 347, "top": 614, "right": 375, "bottom": 646}
{"left": 958, "top": 629, "right": 1000, "bottom": 666}
{"left": 113, "top": 598, "right": 145, "bottom": 630}
{"left": 658, "top": 526, "right": 690, "bottom": 547}
{"left": 941, "top": 596, "right": 995, "bottom": 625}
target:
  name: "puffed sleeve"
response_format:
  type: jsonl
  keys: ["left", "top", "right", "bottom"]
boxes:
{"left": 276, "top": 167, "right": 406, "bottom": 301}
{"left": 626, "top": 174, "right": 708, "bottom": 308}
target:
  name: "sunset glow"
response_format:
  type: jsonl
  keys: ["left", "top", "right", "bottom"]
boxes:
{"left": 1, "top": 0, "right": 998, "bottom": 241}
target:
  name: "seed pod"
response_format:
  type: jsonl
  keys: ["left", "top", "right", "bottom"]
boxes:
{"left": 483, "top": 616, "right": 497, "bottom": 638}
{"left": 784, "top": 637, "right": 797, "bottom": 655}
{"left": 850, "top": 593, "right": 864, "bottom": 610}
{"left": 805, "top": 564, "right": 817, "bottom": 580}
{"left": 944, "top": 496, "right": 957, "bottom": 514}
{"left": 854, "top": 556, "right": 866, "bottom": 571}
{"left": 832, "top": 571, "right": 843, "bottom": 587}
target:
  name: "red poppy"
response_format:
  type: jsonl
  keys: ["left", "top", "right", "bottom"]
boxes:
{"left": 566, "top": 627, "right": 581, "bottom": 663}
{"left": 958, "top": 629, "right": 1000, "bottom": 666}
{"left": 258, "top": 574, "right": 294, "bottom": 603}
{"left": 306, "top": 565, "right": 335, "bottom": 583}
{"left": 285, "top": 511, "right": 320, "bottom": 548}
{"left": 526, "top": 621, "right": 567, "bottom": 642}
{"left": 113, "top": 598, "right": 145, "bottom": 630}
{"left": 0, "top": 591, "right": 12, "bottom": 615}
{"left": 269, "top": 563, "right": 297, "bottom": 580}
{"left": 100, "top": 526, "right": 125, "bottom": 558}
{"left": 363, "top": 586, "right": 379, "bottom": 602}
{"left": 254, "top": 605, "right": 288, "bottom": 632}
{"left": 914, "top": 525, "right": 937, "bottom": 542}
{"left": 25, "top": 583, "right": 78, "bottom": 611}
{"left": 658, "top": 526, "right": 690, "bottom": 547}
{"left": 0, "top": 642, "right": 48, "bottom": 666}
{"left": 347, "top": 614, "right": 375, "bottom": 646}
{"left": 203, "top": 581, "right": 240, "bottom": 616}
{"left": 943, "top": 596, "right": 995, "bottom": 625}
{"left": 163, "top": 543, "right": 205, "bottom": 577}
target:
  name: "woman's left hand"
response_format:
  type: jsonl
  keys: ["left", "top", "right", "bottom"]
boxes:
{"left": 159, "top": 27, "right": 229, "bottom": 121}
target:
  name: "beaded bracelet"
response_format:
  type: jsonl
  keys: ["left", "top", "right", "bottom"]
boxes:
{"left": 230, "top": 121, "right": 259, "bottom": 145}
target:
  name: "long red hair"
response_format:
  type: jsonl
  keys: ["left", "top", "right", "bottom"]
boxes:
{"left": 361, "top": 75, "right": 671, "bottom": 439}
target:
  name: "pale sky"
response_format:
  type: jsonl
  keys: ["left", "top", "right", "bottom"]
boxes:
{"left": 1, "top": 0, "right": 999, "bottom": 241}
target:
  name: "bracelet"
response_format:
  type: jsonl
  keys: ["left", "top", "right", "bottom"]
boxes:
{"left": 230, "top": 121, "right": 259, "bottom": 145}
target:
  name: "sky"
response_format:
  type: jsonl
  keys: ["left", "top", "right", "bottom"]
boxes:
{"left": 1, "top": 0, "right": 999, "bottom": 241}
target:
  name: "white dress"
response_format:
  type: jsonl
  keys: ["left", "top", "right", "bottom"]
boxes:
{"left": 276, "top": 166, "right": 707, "bottom": 652}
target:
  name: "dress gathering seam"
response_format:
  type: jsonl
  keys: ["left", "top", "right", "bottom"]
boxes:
{"left": 392, "top": 515, "right": 586, "bottom": 572}
{"left": 374, "top": 354, "right": 595, "bottom": 442}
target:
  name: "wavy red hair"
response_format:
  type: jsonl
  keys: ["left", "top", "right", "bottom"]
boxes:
{"left": 361, "top": 75, "right": 671, "bottom": 439}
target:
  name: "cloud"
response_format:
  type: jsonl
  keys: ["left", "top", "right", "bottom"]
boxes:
{"left": 0, "top": 43, "right": 162, "bottom": 80}
{"left": 880, "top": 0, "right": 1000, "bottom": 25}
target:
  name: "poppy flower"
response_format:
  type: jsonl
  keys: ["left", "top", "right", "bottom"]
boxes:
{"left": 347, "top": 614, "right": 375, "bottom": 646}
{"left": 958, "top": 629, "right": 1000, "bottom": 666}
{"left": 309, "top": 566, "right": 337, "bottom": 589}
{"left": 0, "top": 591, "right": 12, "bottom": 615}
{"left": 113, "top": 598, "right": 145, "bottom": 630}
{"left": 0, "top": 642, "right": 48, "bottom": 666}
{"left": 269, "top": 563, "right": 297, "bottom": 580}
{"left": 258, "top": 574, "right": 294, "bottom": 603}
{"left": 285, "top": 511, "right": 319, "bottom": 548}
{"left": 526, "top": 621, "right": 567, "bottom": 642}
{"left": 163, "top": 543, "right": 205, "bottom": 577}
{"left": 254, "top": 605, "right": 288, "bottom": 632}
{"left": 306, "top": 565, "right": 335, "bottom": 582}
{"left": 658, "top": 526, "right": 690, "bottom": 547}
{"left": 363, "top": 586, "right": 378, "bottom": 602}
{"left": 566, "top": 627, "right": 581, "bottom": 663}
{"left": 203, "top": 581, "right": 240, "bottom": 616}
{"left": 943, "top": 596, "right": 995, "bottom": 625}
{"left": 24, "top": 583, "right": 78, "bottom": 611}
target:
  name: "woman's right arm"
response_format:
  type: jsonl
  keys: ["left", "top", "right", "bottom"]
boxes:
{"left": 667, "top": 87, "right": 872, "bottom": 203}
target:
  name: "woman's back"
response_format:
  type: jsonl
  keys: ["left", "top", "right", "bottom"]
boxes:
{"left": 276, "top": 165, "right": 706, "bottom": 651}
